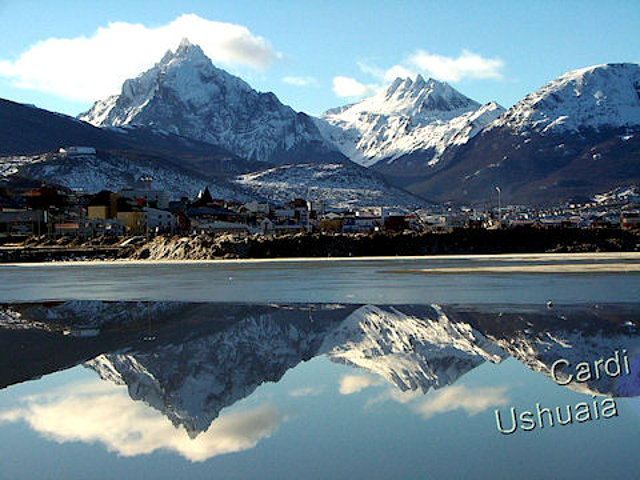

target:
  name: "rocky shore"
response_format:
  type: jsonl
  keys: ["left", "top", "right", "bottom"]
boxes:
{"left": 1, "top": 227, "right": 638, "bottom": 263}
{"left": 126, "top": 226, "right": 640, "bottom": 261}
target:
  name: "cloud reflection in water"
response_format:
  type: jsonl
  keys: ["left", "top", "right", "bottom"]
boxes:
{"left": 0, "top": 380, "right": 283, "bottom": 462}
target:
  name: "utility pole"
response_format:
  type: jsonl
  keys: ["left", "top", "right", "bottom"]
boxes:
{"left": 495, "top": 186, "right": 502, "bottom": 225}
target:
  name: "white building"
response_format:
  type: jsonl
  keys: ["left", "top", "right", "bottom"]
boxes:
{"left": 59, "top": 146, "right": 96, "bottom": 156}
{"left": 120, "top": 189, "right": 170, "bottom": 209}
{"left": 144, "top": 207, "right": 177, "bottom": 233}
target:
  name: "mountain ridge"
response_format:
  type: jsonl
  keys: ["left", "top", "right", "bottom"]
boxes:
{"left": 315, "top": 75, "right": 505, "bottom": 168}
{"left": 396, "top": 62, "right": 640, "bottom": 205}
{"left": 80, "top": 40, "right": 346, "bottom": 167}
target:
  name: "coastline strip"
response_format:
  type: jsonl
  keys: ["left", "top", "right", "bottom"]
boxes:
{"left": 1, "top": 252, "right": 640, "bottom": 268}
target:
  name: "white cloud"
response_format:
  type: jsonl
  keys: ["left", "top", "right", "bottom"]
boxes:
{"left": 289, "top": 386, "right": 324, "bottom": 397}
{"left": 412, "top": 385, "right": 509, "bottom": 420}
{"left": 332, "top": 76, "right": 377, "bottom": 98}
{"left": 283, "top": 76, "right": 319, "bottom": 87}
{"left": 339, "top": 374, "right": 382, "bottom": 394}
{"left": 0, "top": 380, "right": 283, "bottom": 462}
{"left": 408, "top": 49, "right": 504, "bottom": 82}
{"left": 0, "top": 14, "right": 281, "bottom": 102}
{"left": 349, "top": 49, "right": 504, "bottom": 91}
{"left": 382, "top": 65, "right": 415, "bottom": 83}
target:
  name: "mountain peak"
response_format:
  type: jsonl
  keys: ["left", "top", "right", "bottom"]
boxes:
{"left": 178, "top": 37, "right": 192, "bottom": 49}
{"left": 159, "top": 38, "right": 209, "bottom": 67}
{"left": 495, "top": 62, "right": 640, "bottom": 133}
{"left": 386, "top": 74, "right": 428, "bottom": 96}
{"left": 79, "top": 39, "right": 333, "bottom": 164}
{"left": 377, "top": 75, "right": 477, "bottom": 114}
{"left": 316, "top": 75, "right": 502, "bottom": 167}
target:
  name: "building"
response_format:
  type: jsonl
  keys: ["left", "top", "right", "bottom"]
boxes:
{"left": 144, "top": 207, "right": 178, "bottom": 233}
{"left": 120, "top": 188, "right": 170, "bottom": 209}
{"left": 58, "top": 146, "right": 96, "bottom": 156}
{"left": 87, "top": 191, "right": 118, "bottom": 220}
{"left": 116, "top": 199, "right": 146, "bottom": 235}
{"left": 621, "top": 211, "right": 640, "bottom": 230}
{"left": 0, "top": 209, "right": 45, "bottom": 237}
{"left": 86, "top": 218, "right": 125, "bottom": 237}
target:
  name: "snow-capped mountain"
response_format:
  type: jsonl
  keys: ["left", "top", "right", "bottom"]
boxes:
{"left": 85, "top": 304, "right": 352, "bottom": 437}
{"left": 492, "top": 63, "right": 640, "bottom": 134}
{"left": 315, "top": 75, "right": 504, "bottom": 167}
{"left": 4, "top": 300, "right": 640, "bottom": 435}
{"left": 80, "top": 39, "right": 343, "bottom": 166}
{"left": 320, "top": 304, "right": 506, "bottom": 392}
{"left": 234, "top": 162, "right": 427, "bottom": 208}
{"left": 406, "top": 63, "right": 640, "bottom": 205}
{"left": 84, "top": 303, "right": 507, "bottom": 435}
{"left": 0, "top": 97, "right": 264, "bottom": 199}
{"left": 449, "top": 304, "right": 640, "bottom": 397}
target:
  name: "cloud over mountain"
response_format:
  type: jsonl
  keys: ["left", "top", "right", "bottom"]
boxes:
{"left": 0, "top": 14, "right": 280, "bottom": 102}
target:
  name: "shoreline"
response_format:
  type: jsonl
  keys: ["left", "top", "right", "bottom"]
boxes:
{"left": 2, "top": 251, "right": 640, "bottom": 268}
{"left": 1, "top": 226, "right": 639, "bottom": 265}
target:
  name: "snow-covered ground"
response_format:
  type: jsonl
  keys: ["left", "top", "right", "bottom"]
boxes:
{"left": 234, "top": 162, "right": 426, "bottom": 208}
{"left": 0, "top": 151, "right": 249, "bottom": 200}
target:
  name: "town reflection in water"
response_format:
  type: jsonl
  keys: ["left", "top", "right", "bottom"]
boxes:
{"left": 1, "top": 301, "right": 639, "bottom": 460}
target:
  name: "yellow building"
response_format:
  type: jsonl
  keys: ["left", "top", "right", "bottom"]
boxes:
{"left": 87, "top": 191, "right": 118, "bottom": 220}
{"left": 117, "top": 210, "right": 146, "bottom": 235}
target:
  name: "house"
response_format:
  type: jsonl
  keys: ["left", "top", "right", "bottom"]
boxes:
{"left": 144, "top": 207, "right": 178, "bottom": 233}
{"left": 259, "top": 218, "right": 274, "bottom": 234}
{"left": 120, "top": 188, "right": 169, "bottom": 209}
{"left": 242, "top": 200, "right": 271, "bottom": 216}
{"left": 86, "top": 218, "right": 125, "bottom": 237}
{"left": 621, "top": 211, "right": 640, "bottom": 230}
{"left": 53, "top": 222, "right": 81, "bottom": 238}
{"left": 116, "top": 198, "right": 146, "bottom": 235}
{"left": 24, "top": 185, "right": 67, "bottom": 210}
{"left": 58, "top": 146, "right": 96, "bottom": 156}
{"left": 0, "top": 209, "right": 45, "bottom": 237}
{"left": 343, "top": 214, "right": 382, "bottom": 233}
{"left": 187, "top": 205, "right": 245, "bottom": 233}
{"left": 87, "top": 191, "right": 118, "bottom": 220}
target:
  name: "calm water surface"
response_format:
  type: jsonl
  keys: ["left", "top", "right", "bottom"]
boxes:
{"left": 0, "top": 256, "right": 639, "bottom": 479}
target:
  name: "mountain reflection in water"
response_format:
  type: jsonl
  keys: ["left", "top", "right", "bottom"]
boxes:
{"left": 1, "top": 301, "right": 639, "bottom": 439}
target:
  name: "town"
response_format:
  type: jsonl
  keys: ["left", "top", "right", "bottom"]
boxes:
{"left": 1, "top": 169, "right": 640, "bottom": 245}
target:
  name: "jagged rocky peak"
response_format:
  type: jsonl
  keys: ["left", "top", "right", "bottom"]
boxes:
{"left": 90, "top": 38, "right": 252, "bottom": 123}
{"left": 79, "top": 39, "right": 334, "bottom": 164}
{"left": 380, "top": 74, "right": 479, "bottom": 113}
{"left": 320, "top": 304, "right": 506, "bottom": 392}
{"left": 160, "top": 37, "right": 206, "bottom": 63}
{"left": 494, "top": 62, "right": 640, "bottom": 133}
{"left": 315, "top": 74, "right": 503, "bottom": 167}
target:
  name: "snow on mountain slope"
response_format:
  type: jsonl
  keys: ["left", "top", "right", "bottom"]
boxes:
{"left": 316, "top": 75, "right": 504, "bottom": 167}
{"left": 450, "top": 304, "right": 640, "bottom": 397}
{"left": 319, "top": 304, "right": 506, "bottom": 393}
{"left": 234, "top": 162, "right": 427, "bottom": 207}
{"left": 491, "top": 63, "right": 640, "bottom": 134}
{"left": 0, "top": 151, "right": 248, "bottom": 200}
{"left": 79, "top": 39, "right": 337, "bottom": 165}
{"left": 593, "top": 185, "right": 640, "bottom": 204}
{"left": 407, "top": 63, "right": 640, "bottom": 205}
{"left": 85, "top": 304, "right": 352, "bottom": 437}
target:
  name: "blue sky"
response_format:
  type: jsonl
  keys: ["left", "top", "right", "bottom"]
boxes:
{"left": 0, "top": 0, "right": 638, "bottom": 117}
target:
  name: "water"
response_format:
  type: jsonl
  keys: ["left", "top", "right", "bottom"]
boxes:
{"left": 0, "top": 256, "right": 639, "bottom": 479}
{"left": 1, "top": 255, "right": 639, "bottom": 303}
